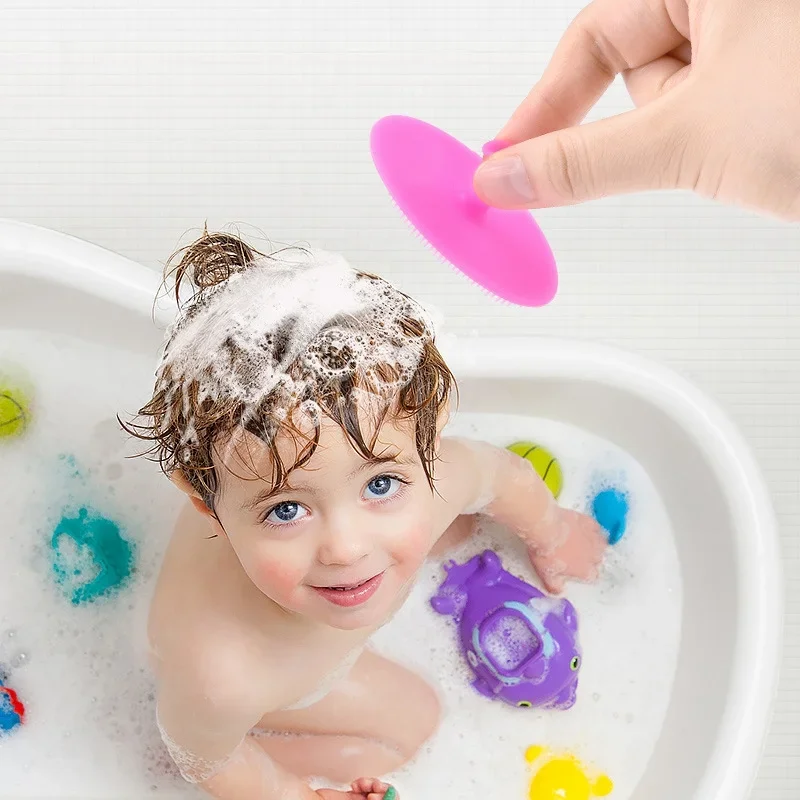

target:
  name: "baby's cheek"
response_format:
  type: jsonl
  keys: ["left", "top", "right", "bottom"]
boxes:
{"left": 391, "top": 523, "right": 433, "bottom": 573}
{"left": 253, "top": 554, "right": 305, "bottom": 602}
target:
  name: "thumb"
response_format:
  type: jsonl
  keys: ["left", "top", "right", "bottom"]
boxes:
{"left": 474, "top": 95, "right": 692, "bottom": 209}
{"left": 541, "top": 569, "right": 566, "bottom": 595}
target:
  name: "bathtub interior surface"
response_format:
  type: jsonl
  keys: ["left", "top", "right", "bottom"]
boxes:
{"left": 457, "top": 377, "right": 738, "bottom": 800}
{"left": 0, "top": 269, "right": 751, "bottom": 800}
{"left": 4, "top": 273, "right": 164, "bottom": 360}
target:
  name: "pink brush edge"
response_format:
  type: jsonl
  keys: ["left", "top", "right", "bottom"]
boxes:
{"left": 370, "top": 116, "right": 557, "bottom": 307}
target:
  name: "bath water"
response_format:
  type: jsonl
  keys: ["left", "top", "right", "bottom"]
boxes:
{"left": 375, "top": 412, "right": 682, "bottom": 799}
{"left": 0, "top": 329, "right": 682, "bottom": 800}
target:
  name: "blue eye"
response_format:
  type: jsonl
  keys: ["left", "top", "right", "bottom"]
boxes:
{"left": 266, "top": 502, "right": 308, "bottom": 525}
{"left": 364, "top": 475, "right": 403, "bottom": 500}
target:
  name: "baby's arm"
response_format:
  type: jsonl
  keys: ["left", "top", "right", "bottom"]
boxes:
{"left": 156, "top": 666, "right": 305, "bottom": 800}
{"left": 438, "top": 437, "right": 606, "bottom": 592}
{"left": 156, "top": 658, "right": 331, "bottom": 800}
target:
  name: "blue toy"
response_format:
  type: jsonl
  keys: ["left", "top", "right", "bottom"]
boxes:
{"left": 431, "top": 550, "right": 582, "bottom": 710}
{"left": 591, "top": 488, "right": 630, "bottom": 545}
{"left": 51, "top": 507, "right": 134, "bottom": 605}
{"left": 0, "top": 680, "right": 25, "bottom": 735}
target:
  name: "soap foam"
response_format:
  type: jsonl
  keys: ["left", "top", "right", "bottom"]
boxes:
{"left": 156, "top": 710, "right": 233, "bottom": 785}
{"left": 481, "top": 615, "right": 539, "bottom": 670}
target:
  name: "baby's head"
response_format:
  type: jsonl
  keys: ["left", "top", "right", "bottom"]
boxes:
{"left": 130, "top": 230, "right": 455, "bottom": 629}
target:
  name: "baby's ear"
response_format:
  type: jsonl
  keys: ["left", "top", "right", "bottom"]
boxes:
{"left": 170, "top": 470, "right": 214, "bottom": 519}
{"left": 170, "top": 469, "right": 199, "bottom": 497}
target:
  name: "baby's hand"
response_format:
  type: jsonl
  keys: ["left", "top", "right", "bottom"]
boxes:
{"left": 528, "top": 506, "right": 606, "bottom": 594}
{"left": 317, "top": 779, "right": 397, "bottom": 800}
{"left": 351, "top": 778, "right": 396, "bottom": 799}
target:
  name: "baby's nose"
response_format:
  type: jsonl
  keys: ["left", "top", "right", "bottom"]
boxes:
{"left": 317, "top": 525, "right": 371, "bottom": 567}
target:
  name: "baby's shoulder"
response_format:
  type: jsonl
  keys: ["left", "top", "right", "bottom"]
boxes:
{"left": 436, "top": 435, "right": 494, "bottom": 489}
{"left": 157, "top": 624, "right": 272, "bottom": 717}
{"left": 428, "top": 436, "right": 504, "bottom": 522}
{"left": 154, "top": 631, "right": 276, "bottom": 758}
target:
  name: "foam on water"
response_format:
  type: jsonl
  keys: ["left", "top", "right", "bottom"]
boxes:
{"left": 0, "top": 330, "right": 682, "bottom": 800}
{"left": 368, "top": 413, "right": 682, "bottom": 799}
{"left": 481, "top": 615, "right": 540, "bottom": 670}
{"left": 0, "top": 330, "right": 185, "bottom": 797}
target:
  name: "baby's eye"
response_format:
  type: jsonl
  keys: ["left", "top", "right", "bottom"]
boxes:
{"left": 266, "top": 502, "right": 308, "bottom": 525}
{"left": 363, "top": 474, "right": 403, "bottom": 500}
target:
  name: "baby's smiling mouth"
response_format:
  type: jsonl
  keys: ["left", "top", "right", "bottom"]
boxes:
{"left": 310, "top": 572, "right": 385, "bottom": 607}
{"left": 328, "top": 578, "right": 371, "bottom": 591}
{"left": 311, "top": 570, "right": 384, "bottom": 590}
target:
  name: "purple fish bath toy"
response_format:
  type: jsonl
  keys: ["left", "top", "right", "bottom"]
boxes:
{"left": 430, "top": 550, "right": 582, "bottom": 710}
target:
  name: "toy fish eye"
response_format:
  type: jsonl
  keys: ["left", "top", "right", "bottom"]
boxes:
{"left": 517, "top": 701, "right": 532, "bottom": 708}
{"left": 570, "top": 656, "right": 581, "bottom": 671}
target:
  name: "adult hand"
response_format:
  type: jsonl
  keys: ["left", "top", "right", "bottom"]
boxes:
{"left": 474, "top": 0, "right": 800, "bottom": 220}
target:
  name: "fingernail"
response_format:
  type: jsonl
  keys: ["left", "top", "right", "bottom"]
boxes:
{"left": 481, "top": 139, "right": 510, "bottom": 157}
{"left": 474, "top": 155, "right": 536, "bottom": 206}
{"left": 384, "top": 787, "right": 397, "bottom": 800}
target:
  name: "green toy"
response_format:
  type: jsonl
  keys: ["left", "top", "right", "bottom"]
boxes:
{"left": 0, "top": 386, "right": 31, "bottom": 439}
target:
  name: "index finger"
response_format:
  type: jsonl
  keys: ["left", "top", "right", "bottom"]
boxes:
{"left": 497, "top": 0, "right": 689, "bottom": 143}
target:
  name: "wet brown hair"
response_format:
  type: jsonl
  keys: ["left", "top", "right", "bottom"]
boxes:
{"left": 124, "top": 228, "right": 456, "bottom": 511}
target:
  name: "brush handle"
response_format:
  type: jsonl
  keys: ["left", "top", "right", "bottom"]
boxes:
{"left": 459, "top": 189, "right": 490, "bottom": 221}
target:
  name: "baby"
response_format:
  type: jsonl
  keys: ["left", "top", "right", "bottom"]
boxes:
{"left": 129, "top": 230, "right": 607, "bottom": 800}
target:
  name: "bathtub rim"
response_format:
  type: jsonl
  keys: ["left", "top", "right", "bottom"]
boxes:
{"left": 0, "top": 217, "right": 783, "bottom": 800}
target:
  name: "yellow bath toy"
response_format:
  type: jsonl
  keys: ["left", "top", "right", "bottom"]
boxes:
{"left": 0, "top": 385, "right": 31, "bottom": 439}
{"left": 525, "top": 745, "right": 613, "bottom": 800}
{"left": 0, "top": 365, "right": 34, "bottom": 441}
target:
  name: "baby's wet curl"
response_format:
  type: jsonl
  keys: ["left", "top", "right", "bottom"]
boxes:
{"left": 124, "top": 228, "right": 456, "bottom": 509}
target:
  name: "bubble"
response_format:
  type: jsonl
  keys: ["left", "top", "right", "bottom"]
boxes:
{"left": 481, "top": 615, "right": 539, "bottom": 670}
{"left": 106, "top": 463, "right": 123, "bottom": 481}
{"left": 91, "top": 418, "right": 124, "bottom": 455}
{"left": 10, "top": 651, "right": 28, "bottom": 667}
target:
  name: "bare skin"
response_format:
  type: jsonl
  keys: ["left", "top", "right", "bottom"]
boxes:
{"left": 148, "top": 411, "right": 605, "bottom": 800}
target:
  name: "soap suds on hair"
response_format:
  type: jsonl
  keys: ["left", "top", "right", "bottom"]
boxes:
{"left": 156, "top": 248, "right": 433, "bottom": 447}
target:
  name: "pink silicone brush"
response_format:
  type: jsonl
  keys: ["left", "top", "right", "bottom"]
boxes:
{"left": 369, "top": 115, "right": 557, "bottom": 307}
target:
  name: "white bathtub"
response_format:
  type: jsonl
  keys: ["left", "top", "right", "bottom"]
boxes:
{"left": 0, "top": 218, "right": 783, "bottom": 800}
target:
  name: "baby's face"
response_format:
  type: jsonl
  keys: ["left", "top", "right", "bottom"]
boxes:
{"left": 212, "top": 404, "right": 438, "bottom": 630}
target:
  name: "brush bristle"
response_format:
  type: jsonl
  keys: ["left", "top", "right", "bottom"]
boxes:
{"left": 387, "top": 196, "right": 513, "bottom": 307}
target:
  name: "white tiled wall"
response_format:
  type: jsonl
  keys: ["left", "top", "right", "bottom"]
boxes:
{"left": 2, "top": 1, "right": 798, "bottom": 795}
